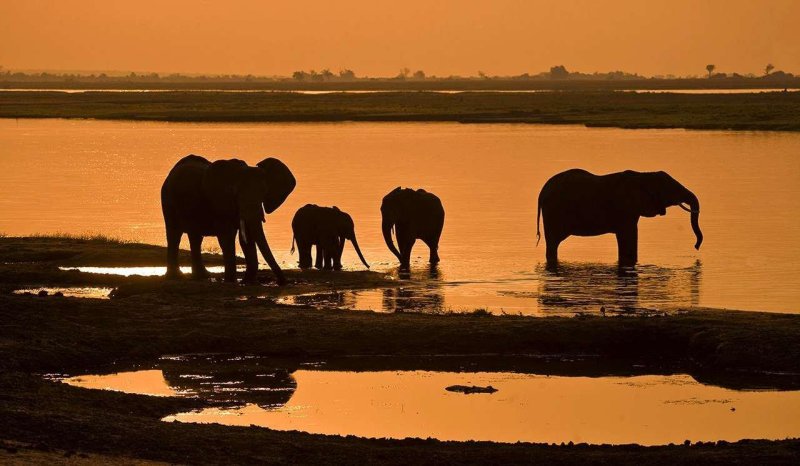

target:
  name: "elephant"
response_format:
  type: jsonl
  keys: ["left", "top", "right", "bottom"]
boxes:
{"left": 290, "top": 204, "right": 369, "bottom": 270}
{"left": 536, "top": 169, "right": 702, "bottom": 267}
{"left": 160, "top": 154, "right": 296, "bottom": 285}
{"left": 381, "top": 187, "right": 445, "bottom": 270}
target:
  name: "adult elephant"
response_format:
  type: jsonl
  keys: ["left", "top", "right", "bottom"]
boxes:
{"left": 290, "top": 204, "right": 369, "bottom": 270}
{"left": 381, "top": 187, "right": 445, "bottom": 270}
{"left": 537, "top": 169, "right": 702, "bottom": 267}
{"left": 161, "top": 154, "right": 296, "bottom": 285}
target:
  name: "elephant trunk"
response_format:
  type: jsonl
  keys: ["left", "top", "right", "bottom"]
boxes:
{"left": 382, "top": 218, "right": 402, "bottom": 261}
{"left": 350, "top": 234, "right": 370, "bottom": 269}
{"left": 685, "top": 191, "right": 703, "bottom": 250}
{"left": 251, "top": 222, "right": 287, "bottom": 285}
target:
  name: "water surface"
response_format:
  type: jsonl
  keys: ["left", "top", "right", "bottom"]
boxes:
{"left": 2, "top": 119, "right": 798, "bottom": 314}
{"left": 57, "top": 361, "right": 800, "bottom": 445}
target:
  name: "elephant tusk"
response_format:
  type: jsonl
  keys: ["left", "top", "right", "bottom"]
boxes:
{"left": 239, "top": 219, "right": 248, "bottom": 244}
{"left": 678, "top": 203, "right": 699, "bottom": 214}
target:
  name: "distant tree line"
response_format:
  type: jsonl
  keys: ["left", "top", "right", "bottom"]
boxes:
{"left": 0, "top": 64, "right": 796, "bottom": 87}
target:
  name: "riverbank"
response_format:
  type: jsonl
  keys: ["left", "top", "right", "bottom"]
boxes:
{"left": 2, "top": 90, "right": 799, "bottom": 131}
{"left": 1, "top": 236, "right": 799, "bottom": 464}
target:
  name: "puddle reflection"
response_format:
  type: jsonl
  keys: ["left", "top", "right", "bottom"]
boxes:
{"left": 56, "top": 355, "right": 800, "bottom": 445}
{"left": 166, "top": 370, "right": 800, "bottom": 445}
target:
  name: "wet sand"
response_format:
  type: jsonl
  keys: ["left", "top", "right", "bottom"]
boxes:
{"left": 2, "top": 236, "right": 800, "bottom": 463}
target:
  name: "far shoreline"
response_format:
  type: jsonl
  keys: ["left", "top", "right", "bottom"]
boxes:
{"left": 1, "top": 90, "right": 799, "bottom": 132}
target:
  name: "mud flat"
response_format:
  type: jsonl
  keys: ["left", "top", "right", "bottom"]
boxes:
{"left": 2, "top": 90, "right": 800, "bottom": 131}
{"left": 2, "top": 236, "right": 800, "bottom": 464}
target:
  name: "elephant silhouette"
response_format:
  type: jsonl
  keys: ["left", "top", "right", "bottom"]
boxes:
{"left": 537, "top": 169, "right": 702, "bottom": 268}
{"left": 161, "top": 154, "right": 296, "bottom": 285}
{"left": 290, "top": 204, "right": 369, "bottom": 270}
{"left": 381, "top": 187, "right": 445, "bottom": 271}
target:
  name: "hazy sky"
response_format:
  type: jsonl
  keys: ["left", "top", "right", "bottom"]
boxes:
{"left": 1, "top": 0, "right": 798, "bottom": 77}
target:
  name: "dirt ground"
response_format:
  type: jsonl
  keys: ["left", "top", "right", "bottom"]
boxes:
{"left": 1, "top": 236, "right": 799, "bottom": 464}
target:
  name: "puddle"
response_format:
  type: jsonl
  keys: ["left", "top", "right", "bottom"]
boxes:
{"left": 56, "top": 356, "right": 800, "bottom": 445}
{"left": 13, "top": 287, "right": 113, "bottom": 299}
{"left": 59, "top": 370, "right": 188, "bottom": 396}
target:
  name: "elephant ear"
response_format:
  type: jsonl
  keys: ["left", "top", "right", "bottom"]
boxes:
{"left": 256, "top": 158, "right": 296, "bottom": 214}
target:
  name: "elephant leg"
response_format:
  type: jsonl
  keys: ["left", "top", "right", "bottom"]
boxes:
{"left": 217, "top": 232, "right": 237, "bottom": 283}
{"left": 399, "top": 237, "right": 415, "bottom": 270}
{"left": 322, "top": 245, "right": 334, "bottom": 270}
{"left": 238, "top": 231, "right": 259, "bottom": 284}
{"left": 314, "top": 244, "right": 323, "bottom": 269}
{"left": 616, "top": 223, "right": 639, "bottom": 267}
{"left": 298, "top": 241, "right": 313, "bottom": 269}
{"left": 188, "top": 233, "right": 209, "bottom": 279}
{"left": 333, "top": 237, "right": 344, "bottom": 271}
{"left": 165, "top": 227, "right": 183, "bottom": 279}
{"left": 544, "top": 234, "right": 565, "bottom": 270}
{"left": 422, "top": 235, "right": 440, "bottom": 265}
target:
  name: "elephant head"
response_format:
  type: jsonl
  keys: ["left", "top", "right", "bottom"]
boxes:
{"left": 204, "top": 158, "right": 296, "bottom": 283}
{"left": 332, "top": 207, "right": 369, "bottom": 269}
{"left": 626, "top": 171, "right": 703, "bottom": 250}
{"left": 380, "top": 187, "right": 407, "bottom": 261}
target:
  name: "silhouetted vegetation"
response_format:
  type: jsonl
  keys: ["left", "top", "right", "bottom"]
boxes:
{"left": 2, "top": 90, "right": 799, "bottom": 131}
{"left": 1, "top": 66, "right": 797, "bottom": 91}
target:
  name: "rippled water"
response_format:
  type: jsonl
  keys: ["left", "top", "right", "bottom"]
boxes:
{"left": 2, "top": 119, "right": 799, "bottom": 314}
{"left": 56, "top": 355, "right": 800, "bottom": 445}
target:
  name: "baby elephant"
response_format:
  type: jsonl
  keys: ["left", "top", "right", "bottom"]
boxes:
{"left": 291, "top": 204, "right": 369, "bottom": 270}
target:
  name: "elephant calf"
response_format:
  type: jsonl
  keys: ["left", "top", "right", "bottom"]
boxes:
{"left": 381, "top": 187, "right": 445, "bottom": 270}
{"left": 537, "top": 169, "right": 702, "bottom": 267}
{"left": 291, "top": 204, "right": 369, "bottom": 270}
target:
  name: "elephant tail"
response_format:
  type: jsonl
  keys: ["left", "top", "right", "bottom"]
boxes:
{"left": 290, "top": 235, "right": 296, "bottom": 254}
{"left": 536, "top": 198, "right": 542, "bottom": 246}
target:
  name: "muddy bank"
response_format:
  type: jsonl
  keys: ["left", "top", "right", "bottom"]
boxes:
{"left": 2, "top": 236, "right": 800, "bottom": 463}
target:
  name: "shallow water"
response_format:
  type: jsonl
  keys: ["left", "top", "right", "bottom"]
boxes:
{"left": 59, "top": 265, "right": 242, "bottom": 277}
{"left": 12, "top": 286, "right": 113, "bottom": 299}
{"left": 2, "top": 119, "right": 799, "bottom": 314}
{"left": 58, "top": 357, "right": 800, "bottom": 445}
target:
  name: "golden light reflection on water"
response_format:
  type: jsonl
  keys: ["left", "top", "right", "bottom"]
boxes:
{"left": 59, "top": 265, "right": 237, "bottom": 277}
{"left": 164, "top": 370, "right": 800, "bottom": 445}
{"left": 2, "top": 119, "right": 799, "bottom": 313}
{"left": 61, "top": 370, "right": 186, "bottom": 397}
{"left": 12, "top": 286, "right": 112, "bottom": 299}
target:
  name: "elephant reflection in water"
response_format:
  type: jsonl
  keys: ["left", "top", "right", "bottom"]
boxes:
{"left": 381, "top": 266, "right": 444, "bottom": 313}
{"left": 159, "top": 355, "right": 299, "bottom": 409}
{"left": 536, "top": 261, "right": 701, "bottom": 314}
{"left": 290, "top": 290, "right": 360, "bottom": 310}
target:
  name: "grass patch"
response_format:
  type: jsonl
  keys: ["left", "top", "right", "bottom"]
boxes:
{"left": 1, "top": 90, "right": 799, "bottom": 131}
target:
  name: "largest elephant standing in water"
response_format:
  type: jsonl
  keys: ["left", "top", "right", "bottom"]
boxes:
{"left": 161, "top": 154, "right": 296, "bottom": 285}
{"left": 537, "top": 169, "right": 702, "bottom": 267}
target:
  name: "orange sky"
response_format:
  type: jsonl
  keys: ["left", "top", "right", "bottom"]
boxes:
{"left": 1, "top": 0, "right": 798, "bottom": 77}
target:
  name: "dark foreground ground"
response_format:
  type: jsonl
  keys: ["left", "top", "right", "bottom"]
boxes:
{"left": 2, "top": 90, "right": 800, "bottom": 131}
{"left": 1, "top": 236, "right": 800, "bottom": 464}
